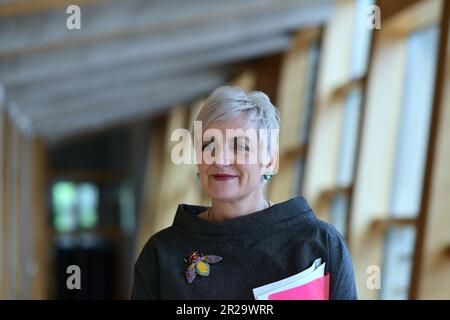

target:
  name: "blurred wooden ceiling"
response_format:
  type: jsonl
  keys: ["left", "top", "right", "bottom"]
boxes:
{"left": 0, "top": 0, "right": 331, "bottom": 142}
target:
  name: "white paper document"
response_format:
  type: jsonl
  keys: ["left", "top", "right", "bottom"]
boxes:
{"left": 253, "top": 258, "right": 325, "bottom": 300}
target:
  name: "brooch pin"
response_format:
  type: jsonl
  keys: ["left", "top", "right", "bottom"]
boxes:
{"left": 184, "top": 251, "right": 223, "bottom": 284}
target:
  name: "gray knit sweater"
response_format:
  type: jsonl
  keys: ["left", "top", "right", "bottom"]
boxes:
{"left": 132, "top": 197, "right": 357, "bottom": 300}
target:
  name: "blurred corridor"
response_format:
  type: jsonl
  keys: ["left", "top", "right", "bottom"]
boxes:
{"left": 0, "top": 0, "right": 449, "bottom": 299}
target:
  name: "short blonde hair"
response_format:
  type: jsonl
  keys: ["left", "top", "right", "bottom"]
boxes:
{"left": 195, "top": 85, "right": 280, "bottom": 153}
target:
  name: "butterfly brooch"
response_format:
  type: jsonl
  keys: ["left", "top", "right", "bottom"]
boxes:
{"left": 184, "top": 251, "right": 223, "bottom": 284}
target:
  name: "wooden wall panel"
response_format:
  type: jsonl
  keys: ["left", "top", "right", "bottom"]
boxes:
{"left": 303, "top": 0, "right": 356, "bottom": 220}
{"left": 31, "top": 137, "right": 50, "bottom": 299}
{"left": 413, "top": 1, "right": 450, "bottom": 299}
{"left": 350, "top": 31, "right": 407, "bottom": 301}
{"left": 135, "top": 118, "right": 166, "bottom": 257}
{"left": 269, "top": 29, "right": 319, "bottom": 202}
{"left": 350, "top": 0, "right": 443, "bottom": 299}
{"left": 0, "top": 106, "right": 7, "bottom": 299}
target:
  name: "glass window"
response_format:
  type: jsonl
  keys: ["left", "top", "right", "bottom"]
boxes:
{"left": 297, "top": 42, "right": 320, "bottom": 194}
{"left": 381, "top": 25, "right": 440, "bottom": 300}
{"left": 336, "top": 88, "right": 363, "bottom": 187}
{"left": 331, "top": 88, "right": 363, "bottom": 237}
{"left": 299, "top": 42, "right": 320, "bottom": 146}
{"left": 330, "top": 193, "right": 349, "bottom": 236}
{"left": 390, "top": 25, "right": 440, "bottom": 218}
{"left": 52, "top": 181, "right": 98, "bottom": 233}
{"left": 78, "top": 183, "right": 99, "bottom": 229}
{"left": 329, "top": 0, "right": 374, "bottom": 236}
{"left": 380, "top": 225, "right": 417, "bottom": 299}
{"left": 351, "top": 0, "right": 375, "bottom": 78}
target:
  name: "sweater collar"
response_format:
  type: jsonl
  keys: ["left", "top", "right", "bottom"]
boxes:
{"left": 172, "top": 196, "right": 314, "bottom": 235}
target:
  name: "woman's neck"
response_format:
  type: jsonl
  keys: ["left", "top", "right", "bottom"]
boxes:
{"left": 208, "top": 191, "right": 270, "bottom": 223}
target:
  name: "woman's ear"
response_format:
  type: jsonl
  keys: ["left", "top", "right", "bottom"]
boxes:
{"left": 268, "top": 150, "right": 279, "bottom": 174}
{"left": 261, "top": 149, "right": 278, "bottom": 176}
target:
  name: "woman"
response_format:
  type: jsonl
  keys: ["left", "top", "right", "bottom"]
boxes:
{"left": 132, "top": 86, "right": 357, "bottom": 299}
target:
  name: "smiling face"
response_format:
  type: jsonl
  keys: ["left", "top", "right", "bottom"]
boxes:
{"left": 197, "top": 116, "right": 276, "bottom": 201}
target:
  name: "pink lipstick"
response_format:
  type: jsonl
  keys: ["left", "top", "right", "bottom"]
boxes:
{"left": 211, "top": 174, "right": 237, "bottom": 181}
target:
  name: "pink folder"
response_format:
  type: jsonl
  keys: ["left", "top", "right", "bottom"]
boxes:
{"left": 268, "top": 273, "right": 330, "bottom": 300}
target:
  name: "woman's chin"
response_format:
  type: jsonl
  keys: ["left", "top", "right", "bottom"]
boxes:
{"left": 207, "top": 189, "right": 241, "bottom": 201}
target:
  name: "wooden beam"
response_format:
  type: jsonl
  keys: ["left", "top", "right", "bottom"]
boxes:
{"left": 254, "top": 54, "right": 283, "bottom": 105}
{"left": 349, "top": 0, "right": 444, "bottom": 300}
{"left": 283, "top": 145, "right": 307, "bottom": 161}
{"left": 253, "top": 54, "right": 283, "bottom": 198}
{"left": 349, "top": 30, "right": 407, "bottom": 300}
{"left": 3, "top": 116, "right": 12, "bottom": 297}
{"left": 371, "top": 217, "right": 417, "bottom": 232}
{"left": 330, "top": 77, "right": 365, "bottom": 103}
{"left": 31, "top": 137, "right": 50, "bottom": 299}
{"left": 382, "top": 0, "right": 442, "bottom": 37}
{"left": 282, "top": 29, "right": 320, "bottom": 149}
{"left": 303, "top": 0, "right": 356, "bottom": 221}
{"left": 29, "top": 69, "right": 231, "bottom": 121}
{"left": 16, "top": 131, "right": 31, "bottom": 298}
{"left": 135, "top": 117, "right": 166, "bottom": 259}
{"left": 378, "top": 0, "right": 422, "bottom": 21}
{"left": 40, "top": 71, "right": 230, "bottom": 141}
{"left": 185, "top": 100, "right": 210, "bottom": 206}
{"left": 0, "top": 0, "right": 330, "bottom": 58}
{"left": 9, "top": 35, "right": 291, "bottom": 109}
{"left": 0, "top": 0, "right": 108, "bottom": 17}
{"left": 0, "top": 89, "right": 7, "bottom": 299}
{"left": 154, "top": 105, "right": 193, "bottom": 229}
{"left": 268, "top": 28, "right": 320, "bottom": 202}
{"left": 7, "top": 112, "right": 20, "bottom": 298}
{"left": 137, "top": 105, "right": 197, "bottom": 255}
{"left": 410, "top": 0, "right": 450, "bottom": 299}
{"left": 317, "top": 185, "right": 352, "bottom": 204}
{"left": 0, "top": 2, "right": 330, "bottom": 86}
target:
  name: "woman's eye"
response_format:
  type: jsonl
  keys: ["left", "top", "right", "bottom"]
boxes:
{"left": 202, "top": 139, "right": 216, "bottom": 152}
{"left": 202, "top": 142, "right": 215, "bottom": 152}
{"left": 234, "top": 142, "right": 249, "bottom": 152}
{"left": 202, "top": 137, "right": 216, "bottom": 152}
{"left": 240, "top": 144, "right": 249, "bottom": 151}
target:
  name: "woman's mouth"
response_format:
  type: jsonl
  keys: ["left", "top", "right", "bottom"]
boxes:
{"left": 211, "top": 174, "right": 237, "bottom": 181}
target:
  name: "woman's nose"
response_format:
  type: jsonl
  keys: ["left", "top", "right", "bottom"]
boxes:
{"left": 214, "top": 143, "right": 233, "bottom": 165}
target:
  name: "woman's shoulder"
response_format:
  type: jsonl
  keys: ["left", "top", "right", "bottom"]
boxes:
{"left": 286, "top": 203, "right": 347, "bottom": 246}
{"left": 136, "top": 226, "right": 179, "bottom": 259}
{"left": 142, "top": 225, "right": 177, "bottom": 247}
{"left": 315, "top": 218, "right": 344, "bottom": 237}
{"left": 311, "top": 218, "right": 351, "bottom": 259}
